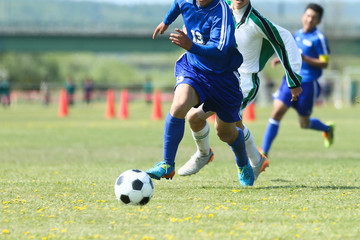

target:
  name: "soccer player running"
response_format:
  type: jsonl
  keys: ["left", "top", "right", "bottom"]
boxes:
{"left": 177, "top": 0, "right": 302, "bottom": 180}
{"left": 146, "top": 0, "right": 255, "bottom": 186}
{"left": 261, "top": 3, "right": 334, "bottom": 157}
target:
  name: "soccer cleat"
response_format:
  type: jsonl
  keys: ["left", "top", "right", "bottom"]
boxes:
{"left": 322, "top": 122, "right": 335, "bottom": 148}
{"left": 237, "top": 163, "right": 254, "bottom": 186}
{"left": 146, "top": 161, "right": 175, "bottom": 180}
{"left": 257, "top": 147, "right": 268, "bottom": 158}
{"left": 178, "top": 149, "right": 214, "bottom": 176}
{"left": 251, "top": 154, "right": 269, "bottom": 181}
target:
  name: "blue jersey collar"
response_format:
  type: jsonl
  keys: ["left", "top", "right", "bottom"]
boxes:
{"left": 302, "top": 27, "right": 318, "bottom": 34}
{"left": 193, "top": 0, "right": 220, "bottom": 10}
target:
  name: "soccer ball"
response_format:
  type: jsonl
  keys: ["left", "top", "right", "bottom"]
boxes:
{"left": 114, "top": 169, "right": 154, "bottom": 205}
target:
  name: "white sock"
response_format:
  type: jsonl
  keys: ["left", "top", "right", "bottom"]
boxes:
{"left": 192, "top": 121, "right": 211, "bottom": 156}
{"left": 243, "top": 125, "right": 261, "bottom": 166}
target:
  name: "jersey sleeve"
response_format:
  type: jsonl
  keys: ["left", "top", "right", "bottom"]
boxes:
{"left": 251, "top": 11, "right": 302, "bottom": 88}
{"left": 270, "top": 24, "right": 302, "bottom": 88}
{"left": 314, "top": 32, "right": 330, "bottom": 63}
{"left": 163, "top": 0, "right": 181, "bottom": 26}
{"left": 189, "top": 43, "right": 223, "bottom": 57}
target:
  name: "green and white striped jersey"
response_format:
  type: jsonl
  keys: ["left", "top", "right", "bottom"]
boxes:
{"left": 225, "top": 1, "right": 302, "bottom": 88}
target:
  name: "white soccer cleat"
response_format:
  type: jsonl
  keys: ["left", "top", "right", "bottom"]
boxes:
{"left": 251, "top": 154, "right": 269, "bottom": 181}
{"left": 178, "top": 149, "right": 214, "bottom": 176}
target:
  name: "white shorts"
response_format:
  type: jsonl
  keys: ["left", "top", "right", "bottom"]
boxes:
{"left": 239, "top": 72, "right": 260, "bottom": 115}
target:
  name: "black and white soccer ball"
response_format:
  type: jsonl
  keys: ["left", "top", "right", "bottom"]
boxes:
{"left": 114, "top": 169, "right": 154, "bottom": 205}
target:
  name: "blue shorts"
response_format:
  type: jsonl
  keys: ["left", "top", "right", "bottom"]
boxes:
{"left": 174, "top": 53, "right": 242, "bottom": 123}
{"left": 274, "top": 77, "right": 321, "bottom": 116}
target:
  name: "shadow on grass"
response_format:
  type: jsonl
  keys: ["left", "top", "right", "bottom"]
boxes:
{"left": 173, "top": 178, "right": 360, "bottom": 191}
{"left": 251, "top": 178, "right": 360, "bottom": 190}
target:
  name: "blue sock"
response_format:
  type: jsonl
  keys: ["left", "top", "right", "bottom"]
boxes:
{"left": 262, "top": 118, "right": 280, "bottom": 155}
{"left": 229, "top": 128, "right": 249, "bottom": 167}
{"left": 308, "top": 118, "right": 330, "bottom": 132}
{"left": 163, "top": 112, "right": 185, "bottom": 166}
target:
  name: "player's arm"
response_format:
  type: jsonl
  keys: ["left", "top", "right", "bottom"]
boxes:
{"left": 302, "top": 34, "right": 330, "bottom": 69}
{"left": 301, "top": 54, "right": 329, "bottom": 69}
{"left": 170, "top": 30, "right": 226, "bottom": 58}
{"left": 255, "top": 19, "right": 302, "bottom": 100}
{"left": 263, "top": 29, "right": 303, "bottom": 101}
{"left": 169, "top": 28, "right": 225, "bottom": 57}
{"left": 254, "top": 15, "right": 302, "bottom": 88}
{"left": 169, "top": 28, "right": 193, "bottom": 50}
{"left": 153, "top": 0, "right": 181, "bottom": 39}
{"left": 187, "top": 42, "right": 224, "bottom": 57}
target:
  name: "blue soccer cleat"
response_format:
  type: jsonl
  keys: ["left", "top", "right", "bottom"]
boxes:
{"left": 146, "top": 161, "right": 175, "bottom": 180}
{"left": 237, "top": 163, "right": 254, "bottom": 186}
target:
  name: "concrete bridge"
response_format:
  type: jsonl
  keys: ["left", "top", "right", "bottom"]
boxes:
{"left": 0, "top": 31, "right": 177, "bottom": 53}
{"left": 1, "top": 30, "right": 359, "bottom": 56}
{"left": 1, "top": 0, "right": 359, "bottom": 53}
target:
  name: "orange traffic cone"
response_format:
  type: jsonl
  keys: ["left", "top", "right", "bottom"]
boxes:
{"left": 105, "top": 89, "right": 115, "bottom": 119}
{"left": 118, "top": 89, "right": 129, "bottom": 119}
{"left": 58, "top": 88, "right": 68, "bottom": 117}
{"left": 243, "top": 102, "right": 255, "bottom": 122}
{"left": 152, "top": 90, "right": 162, "bottom": 120}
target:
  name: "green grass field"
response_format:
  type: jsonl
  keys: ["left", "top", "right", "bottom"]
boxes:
{"left": 1, "top": 101, "right": 359, "bottom": 240}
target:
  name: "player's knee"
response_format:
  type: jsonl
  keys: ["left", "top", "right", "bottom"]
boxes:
{"left": 187, "top": 109, "right": 198, "bottom": 123}
{"left": 236, "top": 120, "right": 244, "bottom": 130}
{"left": 216, "top": 130, "right": 234, "bottom": 143}
{"left": 299, "top": 121, "right": 309, "bottom": 129}
{"left": 188, "top": 113, "right": 204, "bottom": 130}
{"left": 271, "top": 101, "right": 288, "bottom": 121}
{"left": 271, "top": 111, "right": 284, "bottom": 121}
{"left": 217, "top": 133, "right": 230, "bottom": 143}
{"left": 170, "top": 103, "right": 189, "bottom": 118}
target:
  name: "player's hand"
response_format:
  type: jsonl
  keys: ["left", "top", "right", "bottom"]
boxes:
{"left": 153, "top": 22, "right": 169, "bottom": 39}
{"left": 182, "top": 25, "right": 188, "bottom": 35}
{"left": 169, "top": 28, "right": 193, "bottom": 50}
{"left": 290, "top": 86, "right": 302, "bottom": 102}
{"left": 271, "top": 58, "right": 281, "bottom": 68}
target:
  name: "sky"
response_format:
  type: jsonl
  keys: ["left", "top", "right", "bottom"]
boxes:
{"left": 73, "top": 0, "right": 172, "bottom": 4}
{"left": 74, "top": 0, "right": 360, "bottom": 4}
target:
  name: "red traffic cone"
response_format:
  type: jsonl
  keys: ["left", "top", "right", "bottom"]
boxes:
{"left": 105, "top": 89, "right": 115, "bottom": 119}
{"left": 152, "top": 90, "right": 162, "bottom": 120}
{"left": 243, "top": 102, "right": 255, "bottom": 122}
{"left": 58, "top": 88, "right": 68, "bottom": 117}
{"left": 118, "top": 89, "right": 129, "bottom": 119}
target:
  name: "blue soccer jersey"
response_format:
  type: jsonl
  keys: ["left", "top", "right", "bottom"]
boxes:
{"left": 163, "top": 0, "right": 242, "bottom": 73}
{"left": 294, "top": 27, "right": 330, "bottom": 83}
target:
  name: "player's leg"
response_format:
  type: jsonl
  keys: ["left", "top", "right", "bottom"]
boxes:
{"left": 188, "top": 106, "right": 213, "bottom": 156}
{"left": 296, "top": 81, "right": 335, "bottom": 148}
{"left": 299, "top": 115, "right": 331, "bottom": 133}
{"left": 261, "top": 78, "right": 292, "bottom": 157}
{"left": 298, "top": 115, "right": 334, "bottom": 148}
{"left": 238, "top": 73, "right": 261, "bottom": 163}
{"left": 178, "top": 107, "right": 214, "bottom": 176}
{"left": 237, "top": 73, "right": 268, "bottom": 179}
{"left": 146, "top": 83, "right": 200, "bottom": 180}
{"left": 237, "top": 120, "right": 260, "bottom": 165}
{"left": 215, "top": 116, "right": 254, "bottom": 186}
{"left": 237, "top": 120, "right": 269, "bottom": 180}
{"left": 261, "top": 99, "right": 289, "bottom": 156}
